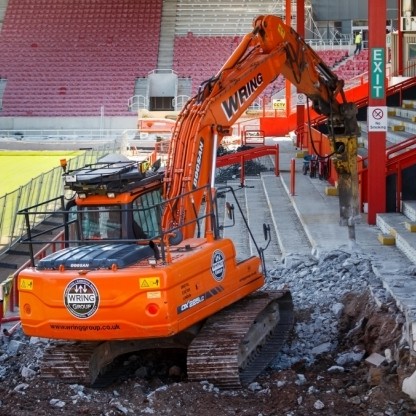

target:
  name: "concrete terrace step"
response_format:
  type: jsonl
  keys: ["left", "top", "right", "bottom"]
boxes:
{"left": 402, "top": 200, "right": 416, "bottom": 222}
{"left": 393, "top": 103, "right": 416, "bottom": 117}
{"left": 402, "top": 99, "right": 416, "bottom": 109}
{"left": 358, "top": 101, "right": 416, "bottom": 147}
{"left": 387, "top": 111, "right": 416, "bottom": 136}
{"left": 218, "top": 171, "right": 314, "bottom": 272}
{"left": 390, "top": 107, "right": 416, "bottom": 132}
{"left": 244, "top": 176, "right": 281, "bottom": 267}
{"left": 221, "top": 181, "right": 250, "bottom": 262}
{"left": 221, "top": 177, "right": 282, "bottom": 267}
{"left": 261, "top": 173, "right": 311, "bottom": 258}
{"left": 376, "top": 211, "right": 416, "bottom": 265}
{"left": 358, "top": 118, "right": 413, "bottom": 147}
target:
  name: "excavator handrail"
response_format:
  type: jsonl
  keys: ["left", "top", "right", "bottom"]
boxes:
{"left": 17, "top": 184, "right": 219, "bottom": 265}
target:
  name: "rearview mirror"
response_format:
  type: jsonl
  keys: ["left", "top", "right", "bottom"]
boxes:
{"left": 263, "top": 223, "right": 270, "bottom": 240}
{"left": 225, "top": 202, "right": 234, "bottom": 220}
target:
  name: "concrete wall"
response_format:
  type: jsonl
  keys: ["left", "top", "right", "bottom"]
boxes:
{"left": 0, "top": 116, "right": 138, "bottom": 131}
{"left": 312, "top": 0, "right": 398, "bottom": 21}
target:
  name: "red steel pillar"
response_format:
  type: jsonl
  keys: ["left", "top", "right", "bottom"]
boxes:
{"left": 367, "top": 0, "right": 387, "bottom": 224}
{"left": 285, "top": 0, "right": 292, "bottom": 118}
{"left": 296, "top": 1, "right": 306, "bottom": 148}
{"left": 398, "top": 0, "right": 403, "bottom": 75}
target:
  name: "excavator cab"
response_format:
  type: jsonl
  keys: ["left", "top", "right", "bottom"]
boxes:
{"left": 71, "top": 190, "right": 162, "bottom": 242}
{"left": 60, "top": 154, "right": 164, "bottom": 244}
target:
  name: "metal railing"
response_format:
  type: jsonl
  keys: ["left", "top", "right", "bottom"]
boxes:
{"left": 0, "top": 129, "right": 136, "bottom": 141}
{"left": 172, "top": 95, "right": 190, "bottom": 111}
{"left": 128, "top": 95, "right": 149, "bottom": 112}
{"left": 216, "top": 144, "right": 280, "bottom": 187}
{"left": 0, "top": 147, "right": 119, "bottom": 254}
{"left": 358, "top": 136, "right": 416, "bottom": 213}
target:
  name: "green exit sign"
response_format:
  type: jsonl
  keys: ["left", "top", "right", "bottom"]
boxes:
{"left": 370, "top": 48, "right": 385, "bottom": 99}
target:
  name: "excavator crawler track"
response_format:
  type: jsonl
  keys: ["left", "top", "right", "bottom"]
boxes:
{"left": 38, "top": 289, "right": 293, "bottom": 389}
{"left": 39, "top": 337, "right": 192, "bottom": 387}
{"left": 39, "top": 342, "right": 99, "bottom": 384}
{"left": 186, "top": 289, "right": 293, "bottom": 389}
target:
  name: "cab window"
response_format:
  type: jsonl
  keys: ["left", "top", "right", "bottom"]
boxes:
{"left": 132, "top": 190, "right": 163, "bottom": 239}
{"left": 80, "top": 206, "right": 121, "bottom": 240}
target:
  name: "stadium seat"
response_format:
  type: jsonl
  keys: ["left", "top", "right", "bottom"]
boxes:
{"left": 0, "top": 0, "right": 163, "bottom": 116}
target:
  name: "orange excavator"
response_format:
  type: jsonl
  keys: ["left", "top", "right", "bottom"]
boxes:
{"left": 17, "top": 15, "right": 359, "bottom": 388}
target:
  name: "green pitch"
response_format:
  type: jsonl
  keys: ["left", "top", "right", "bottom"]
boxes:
{"left": 0, "top": 150, "right": 82, "bottom": 196}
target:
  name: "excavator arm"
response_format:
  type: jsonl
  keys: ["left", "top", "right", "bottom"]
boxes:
{"left": 163, "top": 14, "right": 359, "bottom": 241}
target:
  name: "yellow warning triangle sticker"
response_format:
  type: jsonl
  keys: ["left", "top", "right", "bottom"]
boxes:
{"left": 139, "top": 277, "right": 160, "bottom": 289}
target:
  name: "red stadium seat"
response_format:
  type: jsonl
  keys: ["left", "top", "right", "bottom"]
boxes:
{"left": 0, "top": 0, "right": 163, "bottom": 116}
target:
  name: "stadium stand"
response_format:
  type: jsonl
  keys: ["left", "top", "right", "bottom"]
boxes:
{"left": 172, "top": 32, "right": 349, "bottom": 95}
{"left": 173, "top": 0, "right": 279, "bottom": 36}
{"left": 0, "top": 0, "right": 162, "bottom": 116}
{"left": 317, "top": 49, "right": 349, "bottom": 67}
{"left": 172, "top": 34, "right": 241, "bottom": 95}
{"left": 333, "top": 50, "right": 369, "bottom": 79}
{"left": 0, "top": 0, "right": 356, "bottom": 117}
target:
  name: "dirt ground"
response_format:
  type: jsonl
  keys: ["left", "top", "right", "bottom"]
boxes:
{"left": 0, "top": 290, "right": 415, "bottom": 416}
